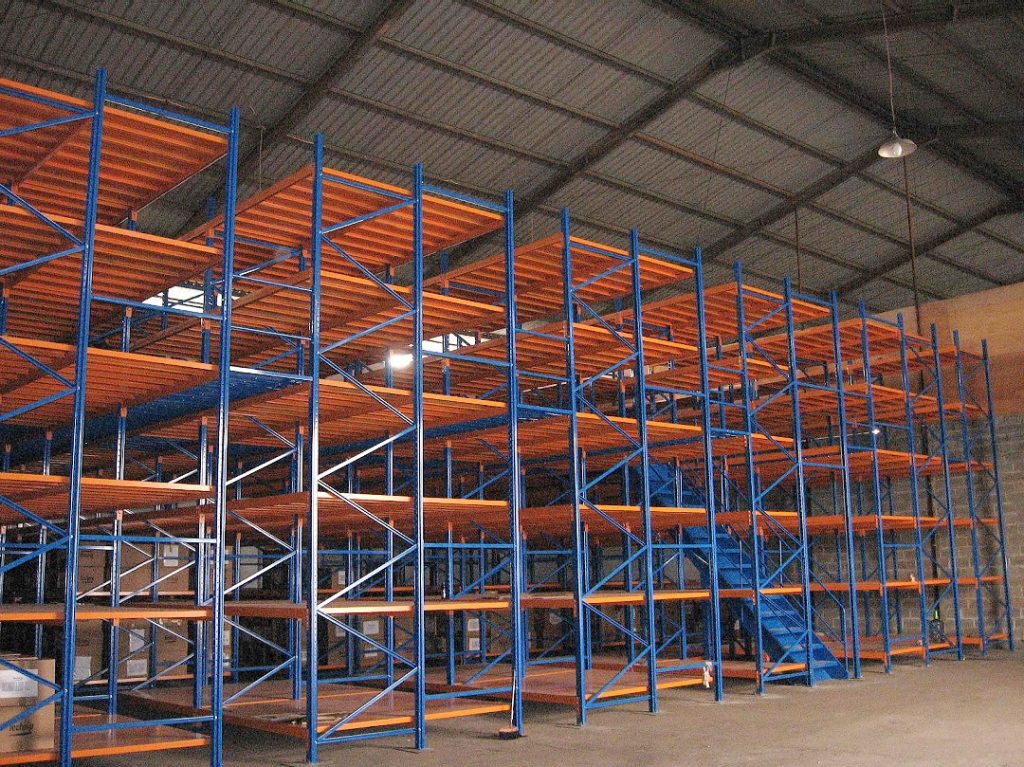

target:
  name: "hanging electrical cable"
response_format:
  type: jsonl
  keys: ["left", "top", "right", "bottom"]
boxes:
{"left": 878, "top": 3, "right": 917, "bottom": 159}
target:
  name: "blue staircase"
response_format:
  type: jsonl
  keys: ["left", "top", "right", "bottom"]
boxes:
{"left": 644, "top": 464, "right": 846, "bottom": 683}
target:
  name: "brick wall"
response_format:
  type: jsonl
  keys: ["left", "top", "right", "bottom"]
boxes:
{"left": 993, "top": 412, "right": 1022, "bottom": 645}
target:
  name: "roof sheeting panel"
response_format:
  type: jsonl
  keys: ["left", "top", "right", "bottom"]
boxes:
{"left": 931, "top": 231, "right": 1024, "bottom": 285}
{"left": 977, "top": 211, "right": 1024, "bottom": 252}
{"left": 880, "top": 24, "right": 1023, "bottom": 121}
{"left": 728, "top": 237, "right": 861, "bottom": 294}
{"left": 591, "top": 141, "right": 777, "bottom": 224}
{"left": 550, "top": 177, "right": 731, "bottom": 245}
{"left": 489, "top": 0, "right": 720, "bottom": 81}
{"left": 294, "top": 98, "right": 555, "bottom": 192}
{"left": 846, "top": 279, "right": 917, "bottom": 312}
{"left": 957, "top": 137, "right": 1024, "bottom": 187}
{"left": 644, "top": 97, "right": 836, "bottom": 193}
{"left": 97, "top": 0, "right": 349, "bottom": 82}
{"left": 861, "top": 149, "right": 1005, "bottom": 218}
{"left": 763, "top": 210, "right": 895, "bottom": 272}
{"left": 888, "top": 258, "right": 991, "bottom": 300}
{"left": 947, "top": 18, "right": 1024, "bottom": 91}
{"left": 814, "top": 176, "right": 963, "bottom": 247}
{"left": 337, "top": 46, "right": 606, "bottom": 158}
{"left": 695, "top": 58, "right": 889, "bottom": 161}
{"left": 389, "top": 0, "right": 664, "bottom": 124}
{"left": 0, "top": 3, "right": 300, "bottom": 120}
{"left": 796, "top": 40, "right": 955, "bottom": 127}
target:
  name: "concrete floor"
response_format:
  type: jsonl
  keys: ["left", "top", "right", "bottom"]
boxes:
{"left": 98, "top": 653, "right": 1023, "bottom": 767}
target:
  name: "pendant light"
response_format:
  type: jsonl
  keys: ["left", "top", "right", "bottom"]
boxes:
{"left": 878, "top": 3, "right": 917, "bottom": 159}
{"left": 878, "top": 129, "right": 917, "bottom": 159}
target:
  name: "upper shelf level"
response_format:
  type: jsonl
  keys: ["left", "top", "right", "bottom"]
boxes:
{"left": 427, "top": 234, "right": 693, "bottom": 323}
{"left": 0, "top": 204, "right": 218, "bottom": 341}
{"left": 603, "top": 282, "right": 830, "bottom": 345}
{"left": 0, "top": 77, "right": 227, "bottom": 225}
{"left": 185, "top": 165, "right": 504, "bottom": 277}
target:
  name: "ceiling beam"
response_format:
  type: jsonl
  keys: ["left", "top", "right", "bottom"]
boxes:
{"left": 432, "top": 37, "right": 772, "bottom": 277}
{"left": 177, "top": 0, "right": 416, "bottom": 234}
{"left": 834, "top": 200, "right": 1024, "bottom": 297}
{"left": 703, "top": 147, "right": 882, "bottom": 259}
{"left": 260, "top": 0, "right": 1022, "bottom": 268}
{"left": 34, "top": 0, "right": 304, "bottom": 85}
{"left": 656, "top": 0, "right": 1024, "bottom": 204}
{"left": 770, "top": 1, "right": 1021, "bottom": 46}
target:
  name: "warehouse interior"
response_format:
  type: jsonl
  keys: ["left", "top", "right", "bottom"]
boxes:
{"left": 0, "top": 1, "right": 1021, "bottom": 765}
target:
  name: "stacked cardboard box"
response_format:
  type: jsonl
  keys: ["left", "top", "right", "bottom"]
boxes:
{"left": 73, "top": 622, "right": 104, "bottom": 683}
{"left": 152, "top": 619, "right": 190, "bottom": 677}
{"left": 118, "top": 622, "right": 151, "bottom": 680}
{"left": 0, "top": 655, "right": 55, "bottom": 755}
{"left": 77, "top": 548, "right": 109, "bottom": 595}
{"left": 121, "top": 543, "right": 191, "bottom": 597}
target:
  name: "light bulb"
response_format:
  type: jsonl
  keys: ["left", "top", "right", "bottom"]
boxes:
{"left": 389, "top": 351, "right": 413, "bottom": 370}
{"left": 878, "top": 131, "right": 917, "bottom": 159}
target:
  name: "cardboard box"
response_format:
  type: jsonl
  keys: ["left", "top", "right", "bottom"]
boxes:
{"left": 73, "top": 622, "right": 105, "bottom": 683}
{"left": 358, "top": 618, "right": 383, "bottom": 668}
{"left": 77, "top": 548, "right": 109, "bottom": 594}
{"left": 216, "top": 545, "right": 262, "bottom": 593}
{"left": 121, "top": 543, "right": 191, "bottom": 597}
{"left": 222, "top": 623, "right": 233, "bottom": 669}
{"left": 0, "top": 655, "right": 56, "bottom": 754}
{"left": 466, "top": 616, "right": 482, "bottom": 654}
{"left": 118, "top": 622, "right": 150, "bottom": 680}
{"left": 154, "top": 619, "right": 189, "bottom": 673}
{"left": 322, "top": 616, "right": 349, "bottom": 668}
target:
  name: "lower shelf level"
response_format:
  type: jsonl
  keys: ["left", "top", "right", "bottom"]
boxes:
{"left": 0, "top": 708, "right": 207, "bottom": 765}
{"left": 124, "top": 679, "right": 508, "bottom": 739}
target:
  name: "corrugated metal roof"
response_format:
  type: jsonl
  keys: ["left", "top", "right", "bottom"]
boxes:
{"left": 339, "top": 45, "right": 606, "bottom": 158}
{"left": 390, "top": 0, "right": 664, "bottom": 123}
{"left": 888, "top": 258, "right": 993, "bottom": 299}
{"left": 0, "top": 0, "right": 1020, "bottom": 311}
{"left": 727, "top": 237, "right": 861, "bottom": 293}
{"left": 489, "top": 0, "right": 720, "bottom": 81}
{"left": 591, "top": 140, "right": 777, "bottom": 223}
{"left": 645, "top": 96, "right": 837, "bottom": 192}
{"left": 694, "top": 58, "right": 889, "bottom": 161}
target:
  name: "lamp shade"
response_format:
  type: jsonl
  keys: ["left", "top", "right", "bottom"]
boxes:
{"left": 878, "top": 133, "right": 917, "bottom": 159}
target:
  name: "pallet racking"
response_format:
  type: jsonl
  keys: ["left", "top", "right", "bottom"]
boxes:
{"left": 0, "top": 71, "right": 239, "bottom": 766}
{"left": 0, "top": 72, "right": 1013, "bottom": 767}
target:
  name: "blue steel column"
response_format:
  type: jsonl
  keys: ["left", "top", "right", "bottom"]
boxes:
{"left": 411, "top": 163, "right": 427, "bottom": 750}
{"left": 306, "top": 134, "right": 325, "bottom": 763}
{"left": 503, "top": 189, "right": 526, "bottom": 735}
{"left": 694, "top": 250, "right": 723, "bottom": 700}
{"left": 195, "top": 419, "right": 211, "bottom": 709}
{"left": 560, "top": 210, "right": 588, "bottom": 724}
{"left": 858, "top": 304, "right": 892, "bottom": 671}
{"left": 628, "top": 229, "right": 659, "bottom": 713}
{"left": 829, "top": 292, "right": 861, "bottom": 678}
{"left": 953, "top": 332, "right": 987, "bottom": 650}
{"left": 107, "top": 317, "right": 130, "bottom": 712}
{"left": 982, "top": 339, "right": 1014, "bottom": 650}
{"left": 59, "top": 68, "right": 105, "bottom": 767}
{"left": 929, "top": 325, "right": 963, "bottom": 659}
{"left": 896, "top": 315, "right": 930, "bottom": 664}
{"left": 734, "top": 263, "right": 766, "bottom": 693}
{"left": 782, "top": 277, "right": 815, "bottom": 687}
{"left": 209, "top": 106, "right": 240, "bottom": 767}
